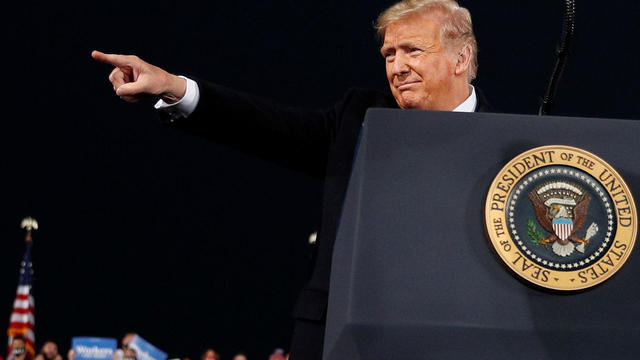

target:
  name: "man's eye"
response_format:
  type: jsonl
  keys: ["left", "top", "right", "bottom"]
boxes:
{"left": 410, "top": 48, "right": 422, "bottom": 54}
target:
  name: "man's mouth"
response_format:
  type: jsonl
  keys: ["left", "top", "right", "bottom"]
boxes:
{"left": 395, "top": 81, "right": 419, "bottom": 90}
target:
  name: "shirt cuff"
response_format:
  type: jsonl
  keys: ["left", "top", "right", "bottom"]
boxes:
{"left": 154, "top": 76, "right": 200, "bottom": 121}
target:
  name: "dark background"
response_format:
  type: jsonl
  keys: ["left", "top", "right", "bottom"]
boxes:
{"left": 1, "top": 0, "right": 638, "bottom": 359}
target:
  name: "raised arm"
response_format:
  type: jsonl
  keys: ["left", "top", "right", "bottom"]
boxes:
{"left": 90, "top": 50, "right": 379, "bottom": 177}
{"left": 91, "top": 50, "right": 186, "bottom": 104}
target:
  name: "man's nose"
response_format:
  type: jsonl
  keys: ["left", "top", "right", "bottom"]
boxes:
{"left": 391, "top": 53, "right": 410, "bottom": 75}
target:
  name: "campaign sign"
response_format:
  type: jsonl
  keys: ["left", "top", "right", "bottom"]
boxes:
{"left": 128, "top": 335, "right": 167, "bottom": 360}
{"left": 72, "top": 337, "right": 117, "bottom": 360}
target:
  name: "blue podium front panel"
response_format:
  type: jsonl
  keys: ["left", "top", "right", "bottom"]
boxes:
{"left": 325, "top": 110, "right": 640, "bottom": 359}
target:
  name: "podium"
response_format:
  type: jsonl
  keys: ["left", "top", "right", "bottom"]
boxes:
{"left": 324, "top": 110, "right": 640, "bottom": 359}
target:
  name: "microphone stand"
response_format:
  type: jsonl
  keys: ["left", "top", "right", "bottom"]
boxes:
{"left": 539, "top": 0, "right": 576, "bottom": 115}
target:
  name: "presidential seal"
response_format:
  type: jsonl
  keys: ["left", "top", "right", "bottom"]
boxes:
{"left": 485, "top": 145, "right": 636, "bottom": 290}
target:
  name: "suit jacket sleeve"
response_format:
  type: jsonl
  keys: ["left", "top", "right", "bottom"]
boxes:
{"left": 167, "top": 79, "right": 348, "bottom": 177}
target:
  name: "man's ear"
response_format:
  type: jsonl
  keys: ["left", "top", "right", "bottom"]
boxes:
{"left": 454, "top": 44, "right": 472, "bottom": 76}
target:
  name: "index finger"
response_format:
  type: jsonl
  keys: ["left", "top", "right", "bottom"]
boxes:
{"left": 91, "top": 50, "right": 130, "bottom": 67}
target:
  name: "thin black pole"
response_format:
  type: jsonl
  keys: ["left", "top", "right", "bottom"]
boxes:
{"left": 539, "top": 0, "right": 576, "bottom": 115}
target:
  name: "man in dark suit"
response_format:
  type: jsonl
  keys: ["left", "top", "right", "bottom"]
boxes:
{"left": 93, "top": 1, "right": 489, "bottom": 359}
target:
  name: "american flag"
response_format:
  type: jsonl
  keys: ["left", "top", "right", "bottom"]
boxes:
{"left": 6, "top": 240, "right": 35, "bottom": 358}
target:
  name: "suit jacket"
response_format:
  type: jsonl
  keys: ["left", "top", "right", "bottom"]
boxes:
{"left": 170, "top": 80, "right": 493, "bottom": 325}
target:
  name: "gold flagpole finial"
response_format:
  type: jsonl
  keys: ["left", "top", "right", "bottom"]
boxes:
{"left": 20, "top": 217, "right": 38, "bottom": 243}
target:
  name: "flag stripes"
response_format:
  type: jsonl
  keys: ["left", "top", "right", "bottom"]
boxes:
{"left": 553, "top": 222, "right": 573, "bottom": 241}
{"left": 7, "top": 243, "right": 35, "bottom": 358}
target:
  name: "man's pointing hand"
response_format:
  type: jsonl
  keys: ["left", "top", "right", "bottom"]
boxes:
{"left": 92, "top": 50, "right": 186, "bottom": 104}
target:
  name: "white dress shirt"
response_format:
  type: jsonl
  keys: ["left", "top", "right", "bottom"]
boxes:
{"left": 452, "top": 85, "right": 477, "bottom": 112}
{"left": 154, "top": 76, "right": 200, "bottom": 120}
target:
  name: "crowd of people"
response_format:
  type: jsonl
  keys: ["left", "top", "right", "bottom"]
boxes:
{"left": 3, "top": 334, "right": 288, "bottom": 360}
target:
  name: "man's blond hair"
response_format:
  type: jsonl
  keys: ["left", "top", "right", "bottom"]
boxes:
{"left": 375, "top": 0, "right": 478, "bottom": 81}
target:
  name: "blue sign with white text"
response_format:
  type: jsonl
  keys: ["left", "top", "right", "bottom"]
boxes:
{"left": 128, "top": 335, "right": 167, "bottom": 360}
{"left": 72, "top": 337, "right": 118, "bottom": 360}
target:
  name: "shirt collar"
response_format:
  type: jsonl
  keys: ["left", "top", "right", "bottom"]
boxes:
{"left": 452, "top": 85, "right": 477, "bottom": 112}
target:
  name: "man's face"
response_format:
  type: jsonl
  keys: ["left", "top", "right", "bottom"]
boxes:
{"left": 381, "top": 11, "right": 460, "bottom": 110}
{"left": 42, "top": 342, "right": 58, "bottom": 359}
{"left": 12, "top": 339, "right": 27, "bottom": 360}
